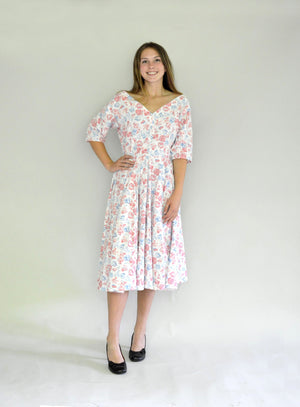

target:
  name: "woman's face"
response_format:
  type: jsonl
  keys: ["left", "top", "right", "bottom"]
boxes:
{"left": 139, "top": 48, "right": 166, "bottom": 84}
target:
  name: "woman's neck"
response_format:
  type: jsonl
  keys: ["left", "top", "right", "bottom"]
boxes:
{"left": 141, "top": 83, "right": 167, "bottom": 97}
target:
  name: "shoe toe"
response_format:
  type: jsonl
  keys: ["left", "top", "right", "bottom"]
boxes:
{"left": 108, "top": 360, "right": 127, "bottom": 374}
{"left": 129, "top": 348, "right": 145, "bottom": 362}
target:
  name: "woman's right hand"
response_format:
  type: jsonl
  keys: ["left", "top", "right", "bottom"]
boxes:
{"left": 107, "top": 155, "right": 135, "bottom": 173}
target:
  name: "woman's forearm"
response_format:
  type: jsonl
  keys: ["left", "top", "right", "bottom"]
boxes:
{"left": 172, "top": 158, "right": 187, "bottom": 196}
{"left": 88, "top": 141, "right": 135, "bottom": 173}
{"left": 88, "top": 141, "right": 113, "bottom": 170}
{"left": 162, "top": 158, "right": 188, "bottom": 223}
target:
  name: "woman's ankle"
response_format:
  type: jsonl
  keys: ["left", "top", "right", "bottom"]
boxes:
{"left": 106, "top": 334, "right": 119, "bottom": 345}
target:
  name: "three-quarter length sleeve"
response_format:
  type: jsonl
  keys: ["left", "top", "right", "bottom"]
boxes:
{"left": 170, "top": 98, "right": 193, "bottom": 163}
{"left": 85, "top": 93, "right": 119, "bottom": 143}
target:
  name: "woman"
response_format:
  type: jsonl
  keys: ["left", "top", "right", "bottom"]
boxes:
{"left": 85, "top": 42, "right": 193, "bottom": 374}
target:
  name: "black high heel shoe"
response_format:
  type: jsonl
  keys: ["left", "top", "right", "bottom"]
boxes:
{"left": 106, "top": 343, "right": 127, "bottom": 374}
{"left": 129, "top": 332, "right": 146, "bottom": 362}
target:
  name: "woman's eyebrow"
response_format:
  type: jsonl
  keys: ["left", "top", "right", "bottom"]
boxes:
{"left": 140, "top": 56, "right": 161, "bottom": 60}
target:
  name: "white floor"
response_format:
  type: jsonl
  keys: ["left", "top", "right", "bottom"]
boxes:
{"left": 1, "top": 298, "right": 299, "bottom": 407}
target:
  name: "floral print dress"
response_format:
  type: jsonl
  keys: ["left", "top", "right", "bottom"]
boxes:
{"left": 85, "top": 90, "right": 193, "bottom": 292}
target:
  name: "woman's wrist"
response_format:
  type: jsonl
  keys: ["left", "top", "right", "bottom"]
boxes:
{"left": 173, "top": 187, "right": 183, "bottom": 197}
{"left": 104, "top": 159, "right": 114, "bottom": 171}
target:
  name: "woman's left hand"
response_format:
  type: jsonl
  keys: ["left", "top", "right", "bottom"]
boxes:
{"left": 162, "top": 191, "right": 182, "bottom": 224}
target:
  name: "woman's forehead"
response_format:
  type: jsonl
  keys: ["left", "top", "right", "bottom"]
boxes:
{"left": 140, "top": 49, "right": 160, "bottom": 59}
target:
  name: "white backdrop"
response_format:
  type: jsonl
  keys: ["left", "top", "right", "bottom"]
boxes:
{"left": 1, "top": 1, "right": 299, "bottom": 406}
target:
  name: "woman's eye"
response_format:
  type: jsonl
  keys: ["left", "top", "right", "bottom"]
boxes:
{"left": 141, "top": 59, "right": 161, "bottom": 64}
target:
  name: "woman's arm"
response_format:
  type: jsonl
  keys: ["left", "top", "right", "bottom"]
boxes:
{"left": 172, "top": 158, "right": 187, "bottom": 197}
{"left": 162, "top": 158, "right": 187, "bottom": 224}
{"left": 88, "top": 141, "right": 135, "bottom": 173}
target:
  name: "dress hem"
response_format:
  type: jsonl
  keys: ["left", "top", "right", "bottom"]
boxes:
{"left": 96, "top": 279, "right": 188, "bottom": 293}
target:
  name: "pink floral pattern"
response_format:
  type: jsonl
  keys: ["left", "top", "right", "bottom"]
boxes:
{"left": 85, "top": 90, "right": 193, "bottom": 292}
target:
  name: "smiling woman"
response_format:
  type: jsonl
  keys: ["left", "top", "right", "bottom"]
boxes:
{"left": 140, "top": 51, "right": 165, "bottom": 80}
{"left": 85, "top": 41, "right": 193, "bottom": 375}
{"left": 124, "top": 44, "right": 184, "bottom": 112}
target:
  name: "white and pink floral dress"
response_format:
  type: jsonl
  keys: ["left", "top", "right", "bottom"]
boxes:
{"left": 85, "top": 90, "right": 193, "bottom": 292}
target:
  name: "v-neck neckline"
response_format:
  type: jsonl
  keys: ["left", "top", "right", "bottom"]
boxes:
{"left": 123, "top": 91, "right": 183, "bottom": 114}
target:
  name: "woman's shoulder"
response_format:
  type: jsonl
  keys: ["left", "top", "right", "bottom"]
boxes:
{"left": 114, "top": 89, "right": 129, "bottom": 97}
{"left": 105, "top": 90, "right": 129, "bottom": 105}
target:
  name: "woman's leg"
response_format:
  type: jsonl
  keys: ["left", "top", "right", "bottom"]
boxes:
{"left": 106, "top": 291, "right": 129, "bottom": 363}
{"left": 131, "top": 289, "right": 155, "bottom": 351}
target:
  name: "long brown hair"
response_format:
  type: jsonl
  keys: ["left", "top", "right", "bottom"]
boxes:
{"left": 124, "top": 42, "right": 182, "bottom": 95}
